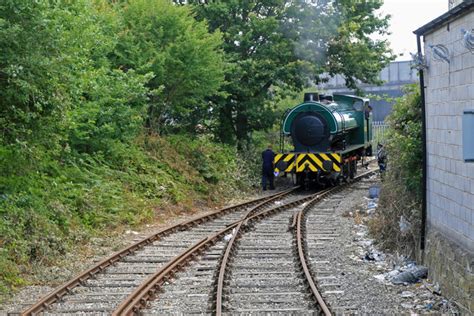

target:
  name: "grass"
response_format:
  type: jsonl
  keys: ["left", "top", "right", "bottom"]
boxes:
{"left": 0, "top": 133, "right": 254, "bottom": 298}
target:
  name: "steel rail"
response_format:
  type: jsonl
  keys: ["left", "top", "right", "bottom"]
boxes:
{"left": 21, "top": 188, "right": 293, "bottom": 316}
{"left": 292, "top": 168, "right": 377, "bottom": 316}
{"left": 215, "top": 219, "right": 244, "bottom": 315}
{"left": 113, "top": 167, "right": 376, "bottom": 315}
{"left": 214, "top": 188, "right": 325, "bottom": 316}
{"left": 215, "top": 168, "right": 377, "bottom": 315}
{"left": 112, "top": 224, "right": 237, "bottom": 315}
{"left": 295, "top": 210, "right": 332, "bottom": 316}
{"left": 111, "top": 187, "right": 298, "bottom": 315}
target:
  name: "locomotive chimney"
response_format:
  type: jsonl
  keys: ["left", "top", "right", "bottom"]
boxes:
{"left": 304, "top": 92, "right": 320, "bottom": 103}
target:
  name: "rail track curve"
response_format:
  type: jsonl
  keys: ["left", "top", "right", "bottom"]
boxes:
{"left": 23, "top": 167, "right": 377, "bottom": 315}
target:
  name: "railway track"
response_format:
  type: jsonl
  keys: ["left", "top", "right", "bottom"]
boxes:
{"left": 23, "top": 167, "right": 377, "bottom": 315}
{"left": 215, "top": 205, "right": 320, "bottom": 314}
{"left": 22, "top": 188, "right": 299, "bottom": 315}
{"left": 304, "top": 175, "right": 383, "bottom": 314}
{"left": 128, "top": 169, "right": 375, "bottom": 315}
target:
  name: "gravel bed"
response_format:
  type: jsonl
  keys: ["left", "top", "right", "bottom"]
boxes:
{"left": 140, "top": 193, "right": 313, "bottom": 315}
{"left": 306, "top": 175, "right": 459, "bottom": 314}
{"left": 0, "top": 184, "right": 295, "bottom": 314}
{"left": 143, "top": 241, "right": 227, "bottom": 315}
{"left": 13, "top": 210, "right": 249, "bottom": 314}
{"left": 222, "top": 208, "right": 315, "bottom": 314}
{"left": 5, "top": 173, "right": 458, "bottom": 315}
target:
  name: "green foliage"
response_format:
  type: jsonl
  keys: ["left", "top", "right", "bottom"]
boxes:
{"left": 174, "top": 0, "right": 394, "bottom": 146}
{"left": 0, "top": 0, "right": 69, "bottom": 142}
{"left": 0, "top": 136, "right": 250, "bottom": 296}
{"left": 0, "top": 0, "right": 234, "bottom": 297}
{"left": 385, "top": 84, "right": 423, "bottom": 196}
{"left": 0, "top": 248, "right": 24, "bottom": 294}
{"left": 177, "top": 0, "right": 305, "bottom": 147}
{"left": 0, "top": 0, "right": 396, "bottom": 297}
{"left": 68, "top": 69, "right": 148, "bottom": 154}
{"left": 166, "top": 134, "right": 250, "bottom": 190}
{"left": 369, "top": 84, "right": 422, "bottom": 256}
{"left": 112, "top": 0, "right": 225, "bottom": 134}
{"left": 0, "top": 0, "right": 149, "bottom": 154}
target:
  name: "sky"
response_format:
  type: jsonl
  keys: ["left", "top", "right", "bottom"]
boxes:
{"left": 378, "top": 0, "right": 448, "bottom": 60}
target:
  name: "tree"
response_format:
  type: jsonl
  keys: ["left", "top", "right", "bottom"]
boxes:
{"left": 0, "top": 0, "right": 79, "bottom": 145}
{"left": 0, "top": 0, "right": 148, "bottom": 155}
{"left": 174, "top": 0, "right": 394, "bottom": 148}
{"left": 111, "top": 0, "right": 225, "bottom": 134}
{"left": 326, "top": 0, "right": 393, "bottom": 91}
{"left": 385, "top": 84, "right": 422, "bottom": 196}
{"left": 175, "top": 0, "right": 302, "bottom": 147}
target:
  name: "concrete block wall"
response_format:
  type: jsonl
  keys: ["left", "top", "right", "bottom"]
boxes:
{"left": 423, "top": 8, "right": 474, "bottom": 312}
{"left": 424, "top": 10, "right": 474, "bottom": 253}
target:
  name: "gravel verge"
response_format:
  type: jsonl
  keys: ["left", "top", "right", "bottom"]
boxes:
{"left": 306, "top": 175, "right": 459, "bottom": 314}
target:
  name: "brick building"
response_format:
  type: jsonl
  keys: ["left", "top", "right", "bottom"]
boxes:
{"left": 414, "top": 1, "right": 473, "bottom": 312}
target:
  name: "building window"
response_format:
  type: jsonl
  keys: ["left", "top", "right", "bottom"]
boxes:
{"left": 463, "top": 110, "right": 474, "bottom": 162}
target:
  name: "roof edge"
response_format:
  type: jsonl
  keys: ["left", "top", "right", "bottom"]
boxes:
{"left": 414, "top": 0, "right": 474, "bottom": 36}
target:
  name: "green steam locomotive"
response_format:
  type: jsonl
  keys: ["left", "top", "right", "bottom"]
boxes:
{"left": 274, "top": 92, "right": 373, "bottom": 188}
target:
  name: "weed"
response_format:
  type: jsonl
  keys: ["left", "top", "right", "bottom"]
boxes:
{"left": 0, "top": 134, "right": 254, "bottom": 297}
{"left": 368, "top": 85, "right": 422, "bottom": 258}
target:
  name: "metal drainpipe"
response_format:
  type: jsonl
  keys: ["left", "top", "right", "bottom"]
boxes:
{"left": 417, "top": 34, "right": 427, "bottom": 252}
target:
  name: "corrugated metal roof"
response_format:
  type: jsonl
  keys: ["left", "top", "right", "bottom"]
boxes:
{"left": 414, "top": 0, "right": 474, "bottom": 36}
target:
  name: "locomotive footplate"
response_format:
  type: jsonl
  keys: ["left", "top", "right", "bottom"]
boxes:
{"left": 274, "top": 153, "right": 341, "bottom": 173}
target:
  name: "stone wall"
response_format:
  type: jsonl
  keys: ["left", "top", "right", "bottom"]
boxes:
{"left": 423, "top": 7, "right": 474, "bottom": 313}
{"left": 424, "top": 231, "right": 473, "bottom": 313}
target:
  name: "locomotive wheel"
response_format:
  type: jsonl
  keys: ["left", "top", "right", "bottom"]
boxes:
{"left": 330, "top": 176, "right": 341, "bottom": 187}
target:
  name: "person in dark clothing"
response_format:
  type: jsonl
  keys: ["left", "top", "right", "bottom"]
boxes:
{"left": 262, "top": 145, "right": 275, "bottom": 190}
{"left": 377, "top": 143, "right": 387, "bottom": 176}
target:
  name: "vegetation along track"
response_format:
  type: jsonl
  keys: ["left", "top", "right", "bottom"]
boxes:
{"left": 21, "top": 188, "right": 298, "bottom": 315}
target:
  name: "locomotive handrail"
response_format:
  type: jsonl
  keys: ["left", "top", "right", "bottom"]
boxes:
{"left": 280, "top": 108, "right": 291, "bottom": 151}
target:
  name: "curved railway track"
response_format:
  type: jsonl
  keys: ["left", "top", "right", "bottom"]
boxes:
{"left": 23, "top": 166, "right": 377, "bottom": 315}
{"left": 133, "top": 169, "right": 375, "bottom": 315}
{"left": 22, "top": 188, "right": 298, "bottom": 315}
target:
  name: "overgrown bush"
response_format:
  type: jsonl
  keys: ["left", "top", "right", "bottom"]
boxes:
{"left": 0, "top": 135, "right": 253, "bottom": 296}
{"left": 0, "top": 0, "right": 229, "bottom": 296}
{"left": 369, "top": 84, "right": 422, "bottom": 257}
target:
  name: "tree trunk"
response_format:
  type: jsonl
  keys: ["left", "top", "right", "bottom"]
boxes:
{"left": 235, "top": 108, "right": 249, "bottom": 151}
{"left": 217, "top": 103, "right": 235, "bottom": 145}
